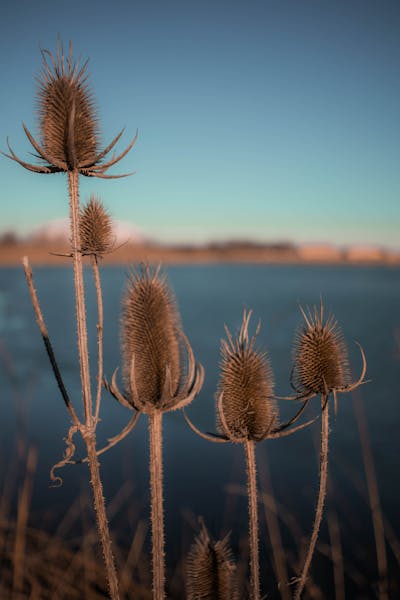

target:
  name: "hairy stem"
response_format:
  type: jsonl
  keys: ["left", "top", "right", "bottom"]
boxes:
{"left": 68, "top": 170, "right": 92, "bottom": 422}
{"left": 294, "top": 396, "right": 329, "bottom": 600}
{"left": 68, "top": 170, "right": 120, "bottom": 599}
{"left": 86, "top": 435, "right": 120, "bottom": 600}
{"left": 149, "top": 410, "right": 165, "bottom": 600}
{"left": 91, "top": 254, "right": 104, "bottom": 423}
{"left": 244, "top": 439, "right": 260, "bottom": 600}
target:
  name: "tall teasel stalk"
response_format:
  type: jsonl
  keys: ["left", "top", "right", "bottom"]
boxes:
{"left": 186, "top": 521, "right": 238, "bottom": 600}
{"left": 287, "top": 303, "right": 367, "bottom": 600}
{"left": 5, "top": 40, "right": 138, "bottom": 600}
{"left": 105, "top": 266, "right": 204, "bottom": 600}
{"left": 184, "top": 310, "right": 314, "bottom": 600}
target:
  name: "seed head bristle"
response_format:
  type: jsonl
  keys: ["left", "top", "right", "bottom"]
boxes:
{"left": 186, "top": 523, "right": 238, "bottom": 600}
{"left": 292, "top": 303, "right": 350, "bottom": 395}
{"left": 120, "top": 266, "right": 182, "bottom": 409}
{"left": 218, "top": 311, "right": 277, "bottom": 441}
{"left": 37, "top": 39, "right": 99, "bottom": 170}
{"left": 79, "top": 195, "right": 113, "bottom": 255}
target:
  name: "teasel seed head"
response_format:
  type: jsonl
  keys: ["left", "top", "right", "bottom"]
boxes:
{"left": 186, "top": 522, "right": 238, "bottom": 600}
{"left": 3, "top": 38, "right": 138, "bottom": 178}
{"left": 37, "top": 40, "right": 98, "bottom": 171}
{"left": 107, "top": 265, "right": 203, "bottom": 413}
{"left": 292, "top": 303, "right": 351, "bottom": 396}
{"left": 218, "top": 310, "right": 278, "bottom": 442}
{"left": 79, "top": 195, "right": 113, "bottom": 256}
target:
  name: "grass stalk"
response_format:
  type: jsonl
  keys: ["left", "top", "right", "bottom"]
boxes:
{"left": 353, "top": 394, "right": 388, "bottom": 599}
{"left": 294, "top": 395, "right": 329, "bottom": 600}
{"left": 244, "top": 439, "right": 260, "bottom": 600}
{"left": 149, "top": 410, "right": 165, "bottom": 600}
{"left": 327, "top": 510, "right": 345, "bottom": 600}
{"left": 259, "top": 452, "right": 291, "bottom": 600}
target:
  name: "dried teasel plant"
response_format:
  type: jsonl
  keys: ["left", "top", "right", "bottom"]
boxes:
{"left": 105, "top": 265, "right": 204, "bottom": 600}
{"left": 4, "top": 39, "right": 137, "bottom": 178}
{"left": 184, "top": 310, "right": 314, "bottom": 600}
{"left": 7, "top": 39, "right": 139, "bottom": 600}
{"left": 186, "top": 521, "right": 238, "bottom": 600}
{"left": 80, "top": 196, "right": 114, "bottom": 257}
{"left": 286, "top": 302, "right": 367, "bottom": 600}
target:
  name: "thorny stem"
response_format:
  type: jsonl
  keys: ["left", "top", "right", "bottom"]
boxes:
{"left": 85, "top": 435, "right": 120, "bottom": 600}
{"left": 294, "top": 396, "right": 329, "bottom": 600}
{"left": 68, "top": 170, "right": 92, "bottom": 423}
{"left": 149, "top": 410, "right": 165, "bottom": 600}
{"left": 244, "top": 439, "right": 260, "bottom": 600}
{"left": 91, "top": 254, "right": 104, "bottom": 423}
{"left": 68, "top": 170, "right": 120, "bottom": 599}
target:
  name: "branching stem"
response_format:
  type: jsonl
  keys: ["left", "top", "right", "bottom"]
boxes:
{"left": 68, "top": 170, "right": 120, "bottom": 600}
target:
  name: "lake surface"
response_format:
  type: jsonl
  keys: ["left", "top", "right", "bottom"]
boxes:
{"left": 1, "top": 264, "right": 399, "bottom": 596}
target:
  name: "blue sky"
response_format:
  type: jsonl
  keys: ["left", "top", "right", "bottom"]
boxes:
{"left": 0, "top": 0, "right": 399, "bottom": 247}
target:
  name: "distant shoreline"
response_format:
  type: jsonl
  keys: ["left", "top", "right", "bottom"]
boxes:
{"left": 1, "top": 242, "right": 399, "bottom": 267}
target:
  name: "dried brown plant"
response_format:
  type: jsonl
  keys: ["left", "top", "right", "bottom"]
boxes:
{"left": 184, "top": 310, "right": 314, "bottom": 600}
{"left": 105, "top": 265, "right": 204, "bottom": 600}
{"left": 289, "top": 302, "right": 367, "bottom": 600}
{"left": 7, "top": 39, "right": 139, "bottom": 600}
{"left": 186, "top": 521, "right": 238, "bottom": 600}
{"left": 3, "top": 39, "right": 137, "bottom": 178}
{"left": 80, "top": 196, "right": 114, "bottom": 257}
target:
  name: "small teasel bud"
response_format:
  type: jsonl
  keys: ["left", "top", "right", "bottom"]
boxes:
{"left": 292, "top": 305, "right": 350, "bottom": 395}
{"left": 38, "top": 40, "right": 99, "bottom": 170}
{"left": 80, "top": 196, "right": 113, "bottom": 255}
{"left": 186, "top": 523, "right": 238, "bottom": 600}
{"left": 218, "top": 311, "right": 277, "bottom": 441}
{"left": 120, "top": 266, "right": 181, "bottom": 408}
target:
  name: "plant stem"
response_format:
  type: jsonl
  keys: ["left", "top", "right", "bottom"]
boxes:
{"left": 86, "top": 434, "right": 120, "bottom": 600}
{"left": 294, "top": 396, "right": 329, "bottom": 600}
{"left": 68, "top": 170, "right": 120, "bottom": 600}
{"left": 244, "top": 439, "right": 260, "bottom": 600}
{"left": 68, "top": 170, "right": 92, "bottom": 423}
{"left": 149, "top": 410, "right": 165, "bottom": 600}
{"left": 91, "top": 254, "right": 104, "bottom": 423}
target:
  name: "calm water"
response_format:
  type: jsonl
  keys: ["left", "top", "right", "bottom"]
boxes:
{"left": 1, "top": 264, "right": 399, "bottom": 595}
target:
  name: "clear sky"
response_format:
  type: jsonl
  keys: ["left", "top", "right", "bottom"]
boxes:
{"left": 0, "top": 0, "right": 399, "bottom": 248}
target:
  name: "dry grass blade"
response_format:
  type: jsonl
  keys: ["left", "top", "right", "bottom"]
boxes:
{"left": 258, "top": 453, "right": 291, "bottom": 600}
{"left": 12, "top": 447, "right": 38, "bottom": 596}
{"left": 353, "top": 393, "right": 388, "bottom": 599}
{"left": 327, "top": 510, "right": 345, "bottom": 600}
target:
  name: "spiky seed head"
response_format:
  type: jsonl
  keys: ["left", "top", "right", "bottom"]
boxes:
{"left": 37, "top": 40, "right": 99, "bottom": 170}
{"left": 292, "top": 304, "right": 350, "bottom": 395}
{"left": 186, "top": 523, "right": 238, "bottom": 600}
{"left": 218, "top": 311, "right": 277, "bottom": 441}
{"left": 79, "top": 196, "right": 113, "bottom": 255}
{"left": 120, "top": 266, "right": 181, "bottom": 409}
